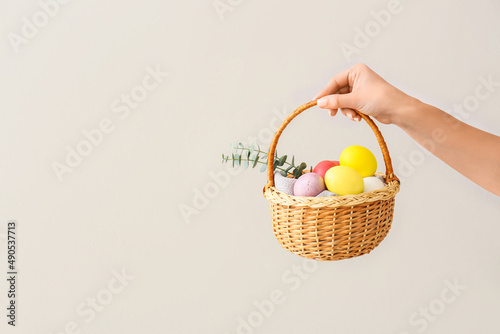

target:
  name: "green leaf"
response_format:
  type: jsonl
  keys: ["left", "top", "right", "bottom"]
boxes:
{"left": 232, "top": 153, "right": 235, "bottom": 168}
{"left": 243, "top": 151, "right": 249, "bottom": 169}
{"left": 252, "top": 154, "right": 259, "bottom": 168}
{"left": 278, "top": 155, "right": 287, "bottom": 166}
{"left": 280, "top": 170, "right": 287, "bottom": 177}
{"left": 291, "top": 155, "right": 295, "bottom": 166}
{"left": 299, "top": 162, "right": 307, "bottom": 170}
{"left": 285, "top": 165, "right": 293, "bottom": 173}
{"left": 249, "top": 143, "right": 255, "bottom": 156}
{"left": 293, "top": 169, "right": 300, "bottom": 179}
{"left": 260, "top": 163, "right": 267, "bottom": 172}
{"left": 238, "top": 153, "right": 242, "bottom": 165}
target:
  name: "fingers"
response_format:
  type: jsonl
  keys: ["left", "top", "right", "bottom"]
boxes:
{"left": 340, "top": 108, "right": 361, "bottom": 122}
{"left": 326, "top": 86, "right": 349, "bottom": 116}
{"left": 313, "top": 68, "right": 351, "bottom": 100}
{"left": 337, "top": 86, "right": 351, "bottom": 94}
{"left": 313, "top": 68, "right": 359, "bottom": 121}
{"left": 316, "top": 93, "right": 360, "bottom": 121}
{"left": 317, "top": 93, "right": 356, "bottom": 110}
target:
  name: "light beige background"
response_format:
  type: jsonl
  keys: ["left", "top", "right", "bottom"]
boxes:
{"left": 1, "top": 0, "right": 499, "bottom": 333}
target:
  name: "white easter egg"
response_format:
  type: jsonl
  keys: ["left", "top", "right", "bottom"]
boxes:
{"left": 363, "top": 176, "right": 386, "bottom": 193}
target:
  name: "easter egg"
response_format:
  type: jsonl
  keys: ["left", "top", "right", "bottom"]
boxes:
{"left": 313, "top": 160, "right": 340, "bottom": 179}
{"left": 339, "top": 145, "right": 377, "bottom": 177}
{"left": 293, "top": 172, "right": 325, "bottom": 197}
{"left": 324, "top": 166, "right": 364, "bottom": 195}
{"left": 363, "top": 176, "right": 386, "bottom": 193}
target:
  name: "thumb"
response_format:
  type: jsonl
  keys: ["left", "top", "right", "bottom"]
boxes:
{"left": 316, "top": 93, "right": 357, "bottom": 110}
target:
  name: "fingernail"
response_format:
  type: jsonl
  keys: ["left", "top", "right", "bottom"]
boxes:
{"left": 317, "top": 98, "right": 327, "bottom": 107}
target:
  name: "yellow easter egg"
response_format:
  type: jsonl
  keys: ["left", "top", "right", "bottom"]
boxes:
{"left": 339, "top": 145, "right": 377, "bottom": 177}
{"left": 324, "top": 166, "right": 364, "bottom": 195}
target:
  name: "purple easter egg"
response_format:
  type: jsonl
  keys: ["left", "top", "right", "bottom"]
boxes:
{"left": 293, "top": 172, "right": 326, "bottom": 197}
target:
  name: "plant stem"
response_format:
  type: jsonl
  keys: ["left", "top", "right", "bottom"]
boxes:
{"left": 222, "top": 157, "right": 290, "bottom": 173}
{"left": 231, "top": 147, "right": 297, "bottom": 168}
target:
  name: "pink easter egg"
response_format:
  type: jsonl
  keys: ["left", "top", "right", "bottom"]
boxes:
{"left": 293, "top": 172, "right": 326, "bottom": 197}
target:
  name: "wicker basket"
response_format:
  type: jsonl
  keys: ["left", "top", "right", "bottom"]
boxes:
{"left": 263, "top": 101, "right": 401, "bottom": 261}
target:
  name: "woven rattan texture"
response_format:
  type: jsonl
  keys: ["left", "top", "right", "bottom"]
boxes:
{"left": 264, "top": 177, "right": 399, "bottom": 261}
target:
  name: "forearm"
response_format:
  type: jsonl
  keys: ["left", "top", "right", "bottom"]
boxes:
{"left": 395, "top": 99, "right": 500, "bottom": 196}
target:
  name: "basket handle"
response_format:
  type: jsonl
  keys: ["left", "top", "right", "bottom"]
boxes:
{"left": 264, "top": 100, "right": 400, "bottom": 189}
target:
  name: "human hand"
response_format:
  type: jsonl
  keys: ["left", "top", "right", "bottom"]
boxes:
{"left": 314, "top": 63, "right": 419, "bottom": 125}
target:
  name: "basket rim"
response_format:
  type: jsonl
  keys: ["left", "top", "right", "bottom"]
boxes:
{"left": 263, "top": 174, "right": 400, "bottom": 208}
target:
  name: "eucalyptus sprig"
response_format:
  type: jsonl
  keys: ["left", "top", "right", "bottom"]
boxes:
{"left": 221, "top": 142, "right": 310, "bottom": 178}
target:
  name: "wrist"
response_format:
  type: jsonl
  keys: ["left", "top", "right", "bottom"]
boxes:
{"left": 391, "top": 96, "right": 425, "bottom": 129}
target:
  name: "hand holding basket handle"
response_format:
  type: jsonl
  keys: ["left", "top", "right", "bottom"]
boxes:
{"left": 314, "top": 63, "right": 500, "bottom": 197}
